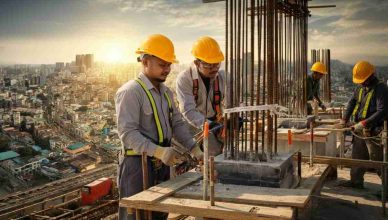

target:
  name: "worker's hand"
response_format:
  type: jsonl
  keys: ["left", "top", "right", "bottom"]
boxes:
{"left": 190, "top": 142, "right": 204, "bottom": 160}
{"left": 154, "top": 146, "right": 186, "bottom": 166}
{"left": 352, "top": 121, "right": 366, "bottom": 133}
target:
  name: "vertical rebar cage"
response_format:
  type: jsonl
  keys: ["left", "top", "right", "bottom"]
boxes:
{"left": 224, "top": 0, "right": 309, "bottom": 161}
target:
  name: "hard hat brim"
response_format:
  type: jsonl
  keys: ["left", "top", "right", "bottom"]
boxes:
{"left": 135, "top": 50, "right": 178, "bottom": 63}
{"left": 195, "top": 54, "right": 224, "bottom": 64}
{"left": 353, "top": 72, "right": 373, "bottom": 84}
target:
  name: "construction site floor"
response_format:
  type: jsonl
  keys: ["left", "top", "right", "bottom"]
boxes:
{"left": 174, "top": 167, "right": 387, "bottom": 220}
{"left": 310, "top": 167, "right": 387, "bottom": 220}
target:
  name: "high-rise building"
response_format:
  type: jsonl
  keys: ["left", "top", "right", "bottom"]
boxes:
{"left": 55, "top": 62, "right": 65, "bottom": 72}
{"left": 85, "top": 54, "right": 94, "bottom": 70}
{"left": 74, "top": 54, "right": 94, "bottom": 73}
{"left": 76, "top": 55, "right": 84, "bottom": 67}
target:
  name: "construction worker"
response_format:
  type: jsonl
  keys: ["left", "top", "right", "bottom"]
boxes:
{"left": 307, "top": 62, "right": 327, "bottom": 115}
{"left": 115, "top": 34, "right": 203, "bottom": 220}
{"left": 337, "top": 61, "right": 388, "bottom": 189}
{"left": 176, "top": 36, "right": 226, "bottom": 156}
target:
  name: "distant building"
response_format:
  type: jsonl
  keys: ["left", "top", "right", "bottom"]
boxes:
{"left": 74, "top": 54, "right": 94, "bottom": 73}
{"left": 55, "top": 62, "right": 65, "bottom": 72}
{"left": 68, "top": 152, "right": 101, "bottom": 172}
{"left": 0, "top": 152, "right": 47, "bottom": 179}
{"left": 63, "top": 142, "right": 91, "bottom": 156}
{"left": 0, "top": 151, "right": 20, "bottom": 162}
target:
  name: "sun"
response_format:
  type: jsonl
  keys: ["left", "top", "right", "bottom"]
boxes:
{"left": 102, "top": 46, "right": 128, "bottom": 63}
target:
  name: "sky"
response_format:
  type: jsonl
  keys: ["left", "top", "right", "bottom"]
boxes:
{"left": 0, "top": 0, "right": 387, "bottom": 66}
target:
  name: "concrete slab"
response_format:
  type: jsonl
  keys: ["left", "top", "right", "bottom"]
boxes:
{"left": 277, "top": 127, "right": 337, "bottom": 157}
{"left": 214, "top": 152, "right": 295, "bottom": 188}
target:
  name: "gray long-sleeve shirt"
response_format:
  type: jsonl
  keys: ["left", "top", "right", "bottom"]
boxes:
{"left": 115, "top": 72, "right": 195, "bottom": 156}
{"left": 176, "top": 64, "right": 226, "bottom": 129}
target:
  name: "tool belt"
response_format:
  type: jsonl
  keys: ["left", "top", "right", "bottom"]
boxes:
{"left": 124, "top": 138, "right": 170, "bottom": 171}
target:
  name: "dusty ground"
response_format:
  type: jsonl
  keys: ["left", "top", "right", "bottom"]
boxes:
{"left": 175, "top": 167, "right": 388, "bottom": 220}
{"left": 306, "top": 167, "right": 388, "bottom": 220}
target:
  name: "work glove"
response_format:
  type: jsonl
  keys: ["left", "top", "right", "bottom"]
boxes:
{"left": 154, "top": 146, "right": 185, "bottom": 166}
{"left": 190, "top": 142, "right": 203, "bottom": 160}
{"left": 352, "top": 121, "right": 366, "bottom": 133}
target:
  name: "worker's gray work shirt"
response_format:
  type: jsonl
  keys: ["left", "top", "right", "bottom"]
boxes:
{"left": 115, "top": 72, "right": 195, "bottom": 156}
{"left": 176, "top": 63, "right": 227, "bottom": 129}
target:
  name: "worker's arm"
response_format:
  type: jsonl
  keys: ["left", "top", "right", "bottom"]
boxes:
{"left": 343, "top": 88, "right": 358, "bottom": 122}
{"left": 364, "top": 85, "right": 388, "bottom": 128}
{"left": 168, "top": 89, "right": 196, "bottom": 150}
{"left": 176, "top": 70, "right": 206, "bottom": 129}
{"left": 115, "top": 84, "right": 158, "bottom": 156}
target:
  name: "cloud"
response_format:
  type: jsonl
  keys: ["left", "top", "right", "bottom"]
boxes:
{"left": 102, "top": 0, "right": 225, "bottom": 31}
{"left": 308, "top": 0, "right": 388, "bottom": 65}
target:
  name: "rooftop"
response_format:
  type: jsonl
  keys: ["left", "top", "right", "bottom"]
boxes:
{"left": 0, "top": 151, "right": 20, "bottom": 161}
{"left": 67, "top": 142, "right": 85, "bottom": 151}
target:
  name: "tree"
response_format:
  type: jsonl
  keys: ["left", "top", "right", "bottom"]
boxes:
{"left": 0, "top": 135, "right": 10, "bottom": 152}
{"left": 18, "top": 146, "right": 37, "bottom": 157}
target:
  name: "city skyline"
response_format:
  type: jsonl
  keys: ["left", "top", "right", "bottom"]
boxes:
{"left": 0, "top": 0, "right": 387, "bottom": 66}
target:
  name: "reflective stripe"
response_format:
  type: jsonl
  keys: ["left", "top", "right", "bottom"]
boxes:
{"left": 135, "top": 78, "right": 173, "bottom": 145}
{"left": 135, "top": 78, "right": 164, "bottom": 144}
{"left": 362, "top": 89, "right": 374, "bottom": 119}
{"left": 351, "top": 87, "right": 374, "bottom": 121}
{"left": 164, "top": 92, "right": 173, "bottom": 127}
{"left": 351, "top": 88, "right": 363, "bottom": 118}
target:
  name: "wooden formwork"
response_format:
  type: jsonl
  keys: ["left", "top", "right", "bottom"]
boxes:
{"left": 120, "top": 163, "right": 333, "bottom": 220}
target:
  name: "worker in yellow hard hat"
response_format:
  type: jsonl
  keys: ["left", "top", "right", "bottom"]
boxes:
{"left": 307, "top": 61, "right": 328, "bottom": 115}
{"left": 115, "top": 34, "right": 202, "bottom": 220}
{"left": 176, "top": 36, "right": 226, "bottom": 156}
{"left": 337, "top": 61, "right": 388, "bottom": 189}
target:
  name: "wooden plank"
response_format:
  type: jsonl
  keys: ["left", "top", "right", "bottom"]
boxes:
{"left": 174, "top": 183, "right": 310, "bottom": 208}
{"left": 121, "top": 197, "right": 294, "bottom": 220}
{"left": 299, "top": 155, "right": 388, "bottom": 169}
{"left": 121, "top": 170, "right": 201, "bottom": 204}
{"left": 298, "top": 164, "right": 331, "bottom": 195}
{"left": 167, "top": 212, "right": 186, "bottom": 220}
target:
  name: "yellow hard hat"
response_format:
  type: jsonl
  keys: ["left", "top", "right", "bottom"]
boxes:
{"left": 353, "top": 61, "right": 375, "bottom": 84}
{"left": 191, "top": 36, "right": 224, "bottom": 64}
{"left": 135, "top": 34, "right": 178, "bottom": 63}
{"left": 311, "top": 62, "right": 327, "bottom": 74}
